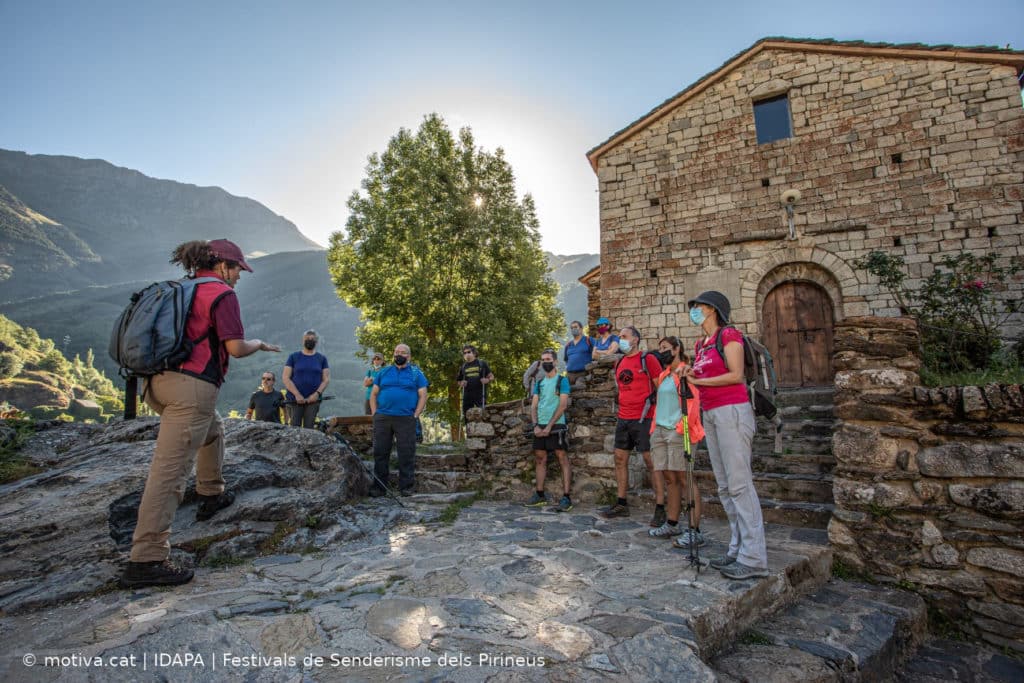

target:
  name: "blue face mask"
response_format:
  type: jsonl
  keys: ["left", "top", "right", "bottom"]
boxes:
{"left": 689, "top": 307, "right": 706, "bottom": 326}
{"left": 618, "top": 339, "right": 632, "bottom": 353}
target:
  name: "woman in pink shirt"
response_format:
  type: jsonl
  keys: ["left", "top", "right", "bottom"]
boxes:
{"left": 683, "top": 291, "right": 769, "bottom": 580}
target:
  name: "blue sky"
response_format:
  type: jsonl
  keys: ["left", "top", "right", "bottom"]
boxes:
{"left": 2, "top": 0, "right": 1022, "bottom": 255}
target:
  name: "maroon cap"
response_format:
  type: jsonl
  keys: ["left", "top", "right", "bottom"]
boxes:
{"left": 208, "top": 239, "right": 253, "bottom": 272}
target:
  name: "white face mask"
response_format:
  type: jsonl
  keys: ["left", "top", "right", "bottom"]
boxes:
{"left": 619, "top": 339, "right": 632, "bottom": 353}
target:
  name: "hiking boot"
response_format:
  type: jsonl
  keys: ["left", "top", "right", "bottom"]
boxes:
{"left": 524, "top": 492, "right": 549, "bottom": 507}
{"left": 120, "top": 560, "right": 194, "bottom": 589}
{"left": 720, "top": 561, "right": 770, "bottom": 580}
{"left": 550, "top": 496, "right": 573, "bottom": 513}
{"left": 649, "top": 506, "right": 667, "bottom": 528}
{"left": 709, "top": 554, "right": 737, "bottom": 569}
{"left": 195, "top": 490, "right": 235, "bottom": 522}
{"left": 648, "top": 522, "right": 683, "bottom": 539}
{"left": 672, "top": 530, "right": 707, "bottom": 549}
{"left": 598, "top": 503, "right": 629, "bottom": 519}
{"left": 399, "top": 488, "right": 414, "bottom": 497}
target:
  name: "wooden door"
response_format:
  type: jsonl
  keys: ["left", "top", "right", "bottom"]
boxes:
{"left": 761, "top": 282, "right": 834, "bottom": 387}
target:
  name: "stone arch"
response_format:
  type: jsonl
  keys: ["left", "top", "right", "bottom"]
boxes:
{"left": 740, "top": 246, "right": 861, "bottom": 336}
{"left": 755, "top": 261, "right": 843, "bottom": 326}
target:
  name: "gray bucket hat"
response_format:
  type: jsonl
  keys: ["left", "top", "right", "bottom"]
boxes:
{"left": 686, "top": 290, "right": 731, "bottom": 324}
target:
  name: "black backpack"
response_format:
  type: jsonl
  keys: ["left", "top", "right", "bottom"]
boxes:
{"left": 710, "top": 325, "right": 779, "bottom": 420}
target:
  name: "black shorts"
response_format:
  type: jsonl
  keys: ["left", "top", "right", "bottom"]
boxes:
{"left": 533, "top": 424, "right": 569, "bottom": 452}
{"left": 614, "top": 418, "right": 651, "bottom": 452}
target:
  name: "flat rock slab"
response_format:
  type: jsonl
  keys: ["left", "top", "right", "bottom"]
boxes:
{"left": 896, "top": 637, "right": 1024, "bottom": 682}
{"left": 0, "top": 501, "right": 831, "bottom": 682}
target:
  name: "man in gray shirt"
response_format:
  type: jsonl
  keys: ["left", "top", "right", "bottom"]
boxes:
{"left": 247, "top": 371, "right": 285, "bottom": 423}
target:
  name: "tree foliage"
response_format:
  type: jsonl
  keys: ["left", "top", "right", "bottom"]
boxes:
{"left": 327, "top": 114, "right": 563, "bottom": 431}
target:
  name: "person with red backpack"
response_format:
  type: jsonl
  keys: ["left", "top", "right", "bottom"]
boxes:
{"left": 683, "top": 291, "right": 769, "bottom": 580}
{"left": 598, "top": 325, "right": 664, "bottom": 523}
{"left": 121, "top": 239, "right": 281, "bottom": 589}
{"left": 647, "top": 336, "right": 706, "bottom": 549}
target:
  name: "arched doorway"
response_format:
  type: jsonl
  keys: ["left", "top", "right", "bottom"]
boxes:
{"left": 761, "top": 281, "right": 835, "bottom": 387}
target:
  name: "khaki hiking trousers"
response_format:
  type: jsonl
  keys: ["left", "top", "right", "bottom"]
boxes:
{"left": 130, "top": 372, "right": 226, "bottom": 562}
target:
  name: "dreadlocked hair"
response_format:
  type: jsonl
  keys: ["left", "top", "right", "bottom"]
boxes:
{"left": 170, "top": 241, "right": 219, "bottom": 275}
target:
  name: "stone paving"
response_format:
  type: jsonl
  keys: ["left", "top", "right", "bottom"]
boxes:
{"left": 0, "top": 497, "right": 832, "bottom": 682}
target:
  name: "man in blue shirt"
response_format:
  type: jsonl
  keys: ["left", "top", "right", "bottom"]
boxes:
{"left": 370, "top": 343, "right": 428, "bottom": 496}
{"left": 563, "top": 320, "right": 594, "bottom": 386}
{"left": 524, "top": 349, "right": 573, "bottom": 512}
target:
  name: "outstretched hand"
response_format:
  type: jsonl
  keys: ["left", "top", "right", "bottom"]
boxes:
{"left": 260, "top": 342, "right": 281, "bottom": 353}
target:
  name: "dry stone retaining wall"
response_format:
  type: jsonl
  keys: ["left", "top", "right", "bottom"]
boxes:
{"left": 828, "top": 316, "right": 1024, "bottom": 652}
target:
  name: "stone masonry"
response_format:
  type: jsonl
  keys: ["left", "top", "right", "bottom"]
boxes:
{"left": 587, "top": 39, "right": 1024, "bottom": 348}
{"left": 827, "top": 316, "right": 1024, "bottom": 653}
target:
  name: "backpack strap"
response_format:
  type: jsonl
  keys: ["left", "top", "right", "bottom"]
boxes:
{"left": 713, "top": 324, "right": 738, "bottom": 360}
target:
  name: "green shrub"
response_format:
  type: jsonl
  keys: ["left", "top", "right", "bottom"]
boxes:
{"left": 853, "top": 251, "right": 1022, "bottom": 374}
{"left": 0, "top": 352, "right": 23, "bottom": 379}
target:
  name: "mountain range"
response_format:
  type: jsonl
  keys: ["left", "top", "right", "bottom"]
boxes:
{"left": 0, "top": 150, "right": 598, "bottom": 416}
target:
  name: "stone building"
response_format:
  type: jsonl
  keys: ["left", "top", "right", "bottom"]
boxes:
{"left": 585, "top": 37, "right": 1024, "bottom": 388}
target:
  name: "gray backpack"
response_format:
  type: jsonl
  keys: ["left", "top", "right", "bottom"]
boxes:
{"left": 109, "top": 276, "right": 221, "bottom": 377}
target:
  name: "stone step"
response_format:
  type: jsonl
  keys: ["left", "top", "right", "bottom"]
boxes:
{"left": 694, "top": 450, "right": 834, "bottom": 476}
{"left": 779, "top": 403, "right": 836, "bottom": 420}
{"left": 774, "top": 388, "right": 836, "bottom": 409}
{"left": 378, "top": 469, "right": 481, "bottom": 494}
{"left": 692, "top": 470, "right": 834, "bottom": 505}
{"left": 712, "top": 580, "right": 927, "bottom": 683}
{"left": 702, "top": 495, "right": 834, "bottom": 529}
{"left": 416, "top": 452, "right": 469, "bottom": 471}
{"left": 774, "top": 418, "right": 838, "bottom": 438}
{"left": 754, "top": 432, "right": 833, "bottom": 457}
{"left": 896, "top": 637, "right": 1024, "bottom": 682}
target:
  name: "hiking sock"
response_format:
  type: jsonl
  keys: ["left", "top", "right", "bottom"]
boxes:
{"left": 655, "top": 504, "right": 665, "bottom": 512}
{"left": 537, "top": 489, "right": 545, "bottom": 497}
{"left": 667, "top": 519, "right": 678, "bottom": 526}
{"left": 563, "top": 494, "right": 572, "bottom": 503}
{"left": 617, "top": 498, "right": 627, "bottom": 507}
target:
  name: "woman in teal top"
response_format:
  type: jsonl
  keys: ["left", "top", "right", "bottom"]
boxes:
{"left": 362, "top": 352, "right": 385, "bottom": 415}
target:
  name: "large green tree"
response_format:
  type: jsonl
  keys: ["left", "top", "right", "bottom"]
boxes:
{"left": 327, "top": 114, "right": 563, "bottom": 436}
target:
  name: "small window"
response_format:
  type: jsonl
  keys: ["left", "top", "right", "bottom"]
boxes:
{"left": 753, "top": 94, "right": 792, "bottom": 144}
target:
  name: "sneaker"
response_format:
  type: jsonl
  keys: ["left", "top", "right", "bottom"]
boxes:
{"left": 649, "top": 522, "right": 683, "bottom": 538}
{"left": 649, "top": 506, "right": 667, "bottom": 528}
{"left": 195, "top": 490, "right": 235, "bottom": 521}
{"left": 709, "top": 554, "right": 737, "bottom": 569}
{"left": 120, "top": 560, "right": 194, "bottom": 589}
{"left": 524, "top": 492, "right": 549, "bottom": 507}
{"left": 598, "top": 503, "right": 629, "bottom": 519}
{"left": 720, "top": 561, "right": 770, "bottom": 580}
{"left": 550, "top": 496, "right": 573, "bottom": 513}
{"left": 672, "top": 530, "right": 707, "bottom": 549}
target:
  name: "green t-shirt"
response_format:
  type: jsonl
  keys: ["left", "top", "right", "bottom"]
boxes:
{"left": 533, "top": 374, "right": 570, "bottom": 426}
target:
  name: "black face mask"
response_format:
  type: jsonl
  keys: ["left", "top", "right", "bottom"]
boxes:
{"left": 658, "top": 350, "right": 674, "bottom": 366}
{"left": 393, "top": 355, "right": 408, "bottom": 366}
{"left": 304, "top": 340, "right": 316, "bottom": 350}
{"left": 542, "top": 361, "right": 555, "bottom": 373}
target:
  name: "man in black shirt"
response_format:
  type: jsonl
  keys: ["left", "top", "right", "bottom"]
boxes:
{"left": 456, "top": 345, "right": 494, "bottom": 418}
{"left": 246, "top": 371, "right": 285, "bottom": 423}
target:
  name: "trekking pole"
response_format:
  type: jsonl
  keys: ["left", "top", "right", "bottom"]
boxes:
{"left": 315, "top": 418, "right": 405, "bottom": 508}
{"left": 680, "top": 378, "right": 704, "bottom": 576}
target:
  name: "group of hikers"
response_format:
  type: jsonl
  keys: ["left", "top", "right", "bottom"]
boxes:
{"left": 520, "top": 300, "right": 768, "bottom": 581}
{"left": 120, "top": 237, "right": 768, "bottom": 590}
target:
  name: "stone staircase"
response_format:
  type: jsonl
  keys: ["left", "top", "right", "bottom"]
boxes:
{"left": 697, "top": 387, "right": 838, "bottom": 529}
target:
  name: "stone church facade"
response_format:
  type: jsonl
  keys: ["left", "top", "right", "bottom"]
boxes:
{"left": 585, "top": 38, "right": 1024, "bottom": 387}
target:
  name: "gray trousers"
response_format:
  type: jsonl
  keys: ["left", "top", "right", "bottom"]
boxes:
{"left": 288, "top": 401, "right": 320, "bottom": 428}
{"left": 703, "top": 402, "right": 768, "bottom": 569}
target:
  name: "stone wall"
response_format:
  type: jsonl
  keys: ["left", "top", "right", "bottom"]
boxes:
{"left": 463, "top": 355, "right": 655, "bottom": 501}
{"left": 324, "top": 415, "right": 374, "bottom": 455}
{"left": 593, "top": 45, "right": 1024, "bottom": 348}
{"left": 827, "top": 316, "right": 1024, "bottom": 652}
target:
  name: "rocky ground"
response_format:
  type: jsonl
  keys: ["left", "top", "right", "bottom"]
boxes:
{"left": 1, "top": 421, "right": 1020, "bottom": 682}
